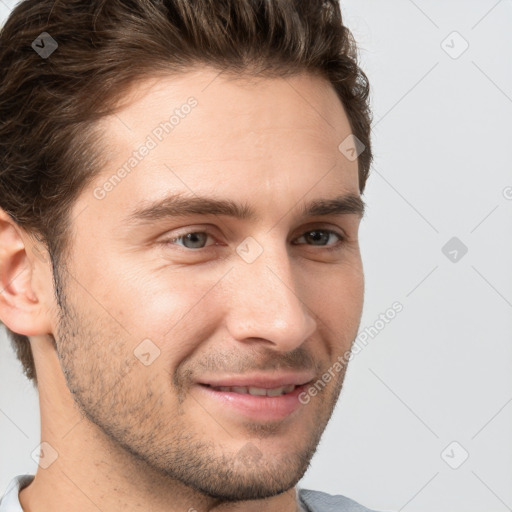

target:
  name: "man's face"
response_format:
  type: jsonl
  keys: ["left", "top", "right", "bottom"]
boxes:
{"left": 52, "top": 68, "right": 364, "bottom": 500}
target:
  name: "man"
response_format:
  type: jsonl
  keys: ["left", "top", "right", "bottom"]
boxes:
{"left": 0, "top": 1, "right": 384, "bottom": 511}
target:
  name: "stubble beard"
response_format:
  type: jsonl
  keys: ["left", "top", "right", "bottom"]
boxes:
{"left": 51, "top": 266, "right": 350, "bottom": 502}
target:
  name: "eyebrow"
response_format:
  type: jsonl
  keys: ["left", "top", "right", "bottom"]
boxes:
{"left": 123, "top": 192, "right": 365, "bottom": 227}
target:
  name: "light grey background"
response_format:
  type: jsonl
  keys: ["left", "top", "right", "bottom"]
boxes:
{"left": 1, "top": 1, "right": 511, "bottom": 511}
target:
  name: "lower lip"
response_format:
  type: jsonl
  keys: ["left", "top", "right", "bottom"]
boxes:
{"left": 196, "top": 384, "right": 308, "bottom": 422}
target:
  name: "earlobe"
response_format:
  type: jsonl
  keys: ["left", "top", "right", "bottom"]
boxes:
{"left": 0, "top": 208, "right": 53, "bottom": 337}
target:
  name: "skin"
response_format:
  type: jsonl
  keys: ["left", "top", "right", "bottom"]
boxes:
{"left": 0, "top": 67, "right": 364, "bottom": 512}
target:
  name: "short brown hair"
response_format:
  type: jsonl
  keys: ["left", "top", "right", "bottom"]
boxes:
{"left": 0, "top": 0, "right": 373, "bottom": 386}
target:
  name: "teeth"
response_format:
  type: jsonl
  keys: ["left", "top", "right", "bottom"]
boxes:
{"left": 210, "top": 384, "right": 297, "bottom": 396}
{"left": 266, "top": 387, "right": 286, "bottom": 397}
{"left": 248, "top": 387, "right": 267, "bottom": 396}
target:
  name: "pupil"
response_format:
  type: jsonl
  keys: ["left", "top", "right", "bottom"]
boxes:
{"left": 185, "top": 233, "right": 206, "bottom": 248}
{"left": 306, "top": 230, "right": 328, "bottom": 245}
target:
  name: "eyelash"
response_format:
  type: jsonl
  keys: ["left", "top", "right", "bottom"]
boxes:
{"left": 163, "top": 228, "right": 347, "bottom": 252}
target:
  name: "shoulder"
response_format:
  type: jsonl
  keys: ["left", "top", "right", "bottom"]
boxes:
{"left": 0, "top": 474, "right": 34, "bottom": 511}
{"left": 298, "top": 487, "right": 390, "bottom": 512}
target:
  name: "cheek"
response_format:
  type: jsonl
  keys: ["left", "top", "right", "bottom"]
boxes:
{"left": 109, "top": 269, "right": 226, "bottom": 367}
{"left": 95, "top": 250, "right": 364, "bottom": 372}
{"left": 308, "top": 259, "right": 363, "bottom": 309}
{"left": 311, "top": 265, "right": 364, "bottom": 344}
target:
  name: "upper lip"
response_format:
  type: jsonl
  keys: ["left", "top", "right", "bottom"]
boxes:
{"left": 198, "top": 372, "right": 315, "bottom": 389}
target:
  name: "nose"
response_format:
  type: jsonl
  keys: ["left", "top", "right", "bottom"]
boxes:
{"left": 224, "top": 242, "right": 318, "bottom": 352}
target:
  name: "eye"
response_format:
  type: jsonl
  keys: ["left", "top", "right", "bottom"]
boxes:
{"left": 293, "top": 229, "right": 345, "bottom": 248}
{"left": 168, "top": 231, "right": 215, "bottom": 249}
{"left": 162, "top": 228, "right": 346, "bottom": 252}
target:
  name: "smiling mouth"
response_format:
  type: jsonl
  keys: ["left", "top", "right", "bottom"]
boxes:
{"left": 196, "top": 380, "right": 312, "bottom": 421}
{"left": 201, "top": 383, "right": 298, "bottom": 397}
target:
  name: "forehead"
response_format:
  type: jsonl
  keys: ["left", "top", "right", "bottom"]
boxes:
{"left": 98, "top": 67, "right": 355, "bottom": 164}
{"left": 74, "top": 68, "right": 360, "bottom": 235}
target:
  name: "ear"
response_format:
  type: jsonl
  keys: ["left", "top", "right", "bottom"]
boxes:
{"left": 0, "top": 208, "right": 54, "bottom": 337}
